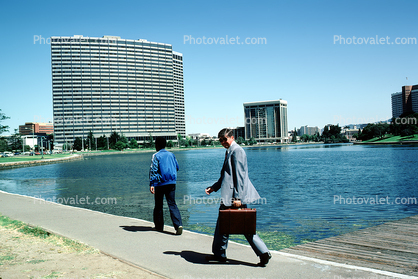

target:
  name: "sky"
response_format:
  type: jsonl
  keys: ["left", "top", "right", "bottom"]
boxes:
{"left": 1, "top": 0, "right": 417, "bottom": 137}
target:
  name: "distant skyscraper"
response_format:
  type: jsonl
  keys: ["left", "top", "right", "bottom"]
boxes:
{"left": 298, "top": 125, "right": 320, "bottom": 136}
{"left": 411, "top": 87, "right": 418, "bottom": 115}
{"left": 391, "top": 85, "right": 418, "bottom": 119}
{"left": 391, "top": 92, "right": 403, "bottom": 119}
{"left": 243, "top": 100, "right": 288, "bottom": 143}
{"left": 51, "top": 35, "right": 185, "bottom": 146}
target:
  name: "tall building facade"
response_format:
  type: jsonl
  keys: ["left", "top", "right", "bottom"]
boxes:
{"left": 297, "top": 125, "right": 320, "bottom": 136}
{"left": 392, "top": 85, "right": 418, "bottom": 119}
{"left": 51, "top": 35, "right": 185, "bottom": 145}
{"left": 243, "top": 100, "right": 288, "bottom": 143}
{"left": 391, "top": 92, "right": 403, "bottom": 119}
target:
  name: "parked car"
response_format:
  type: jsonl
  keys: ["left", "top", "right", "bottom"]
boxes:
{"left": 34, "top": 152, "right": 41, "bottom": 155}
{"left": 3, "top": 152, "right": 14, "bottom": 157}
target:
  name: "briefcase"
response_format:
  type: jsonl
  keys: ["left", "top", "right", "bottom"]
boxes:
{"left": 219, "top": 208, "right": 256, "bottom": 235}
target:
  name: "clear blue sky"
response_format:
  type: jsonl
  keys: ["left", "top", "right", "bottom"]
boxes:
{"left": 1, "top": 0, "right": 417, "bottom": 136}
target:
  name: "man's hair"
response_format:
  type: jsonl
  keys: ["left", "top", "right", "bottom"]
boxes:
{"left": 218, "top": 128, "right": 234, "bottom": 138}
{"left": 155, "top": 136, "right": 166, "bottom": 150}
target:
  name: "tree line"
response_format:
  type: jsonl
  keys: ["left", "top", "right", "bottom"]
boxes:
{"left": 355, "top": 112, "right": 418, "bottom": 141}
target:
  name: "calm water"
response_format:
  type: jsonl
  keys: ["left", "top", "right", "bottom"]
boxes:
{"left": 1, "top": 144, "right": 418, "bottom": 249}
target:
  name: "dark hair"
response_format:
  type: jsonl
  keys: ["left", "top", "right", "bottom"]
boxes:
{"left": 218, "top": 128, "right": 234, "bottom": 138}
{"left": 155, "top": 136, "right": 166, "bottom": 150}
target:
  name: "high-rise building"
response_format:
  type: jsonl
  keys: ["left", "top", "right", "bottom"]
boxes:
{"left": 243, "top": 100, "right": 288, "bottom": 143}
{"left": 51, "top": 35, "right": 185, "bottom": 145}
{"left": 391, "top": 92, "right": 403, "bottom": 119}
{"left": 411, "top": 87, "right": 418, "bottom": 115}
{"left": 391, "top": 85, "right": 418, "bottom": 119}
{"left": 297, "top": 125, "right": 320, "bottom": 136}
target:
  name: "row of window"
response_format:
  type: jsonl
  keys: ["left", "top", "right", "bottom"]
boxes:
{"left": 51, "top": 42, "right": 172, "bottom": 49}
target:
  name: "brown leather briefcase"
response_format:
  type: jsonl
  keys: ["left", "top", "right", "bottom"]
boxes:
{"left": 219, "top": 208, "right": 256, "bottom": 235}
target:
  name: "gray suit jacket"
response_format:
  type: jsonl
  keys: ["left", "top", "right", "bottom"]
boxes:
{"left": 211, "top": 142, "right": 261, "bottom": 206}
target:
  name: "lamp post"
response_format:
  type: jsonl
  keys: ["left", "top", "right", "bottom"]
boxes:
{"left": 40, "top": 136, "right": 45, "bottom": 159}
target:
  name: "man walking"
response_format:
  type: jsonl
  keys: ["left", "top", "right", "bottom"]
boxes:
{"left": 149, "top": 136, "right": 183, "bottom": 235}
{"left": 205, "top": 128, "right": 271, "bottom": 266}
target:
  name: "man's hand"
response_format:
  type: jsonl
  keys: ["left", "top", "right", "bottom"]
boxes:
{"left": 233, "top": 199, "right": 242, "bottom": 207}
{"left": 205, "top": 187, "right": 214, "bottom": 195}
{"left": 150, "top": 186, "right": 155, "bottom": 194}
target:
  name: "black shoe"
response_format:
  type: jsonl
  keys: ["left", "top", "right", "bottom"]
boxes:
{"left": 154, "top": 227, "right": 163, "bottom": 232}
{"left": 175, "top": 226, "right": 183, "bottom": 235}
{"left": 258, "top": 252, "right": 271, "bottom": 267}
{"left": 205, "top": 255, "right": 228, "bottom": 263}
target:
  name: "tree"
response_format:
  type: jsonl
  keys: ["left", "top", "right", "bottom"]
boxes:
{"left": 0, "top": 138, "right": 8, "bottom": 152}
{"left": 321, "top": 124, "right": 348, "bottom": 143}
{"left": 129, "top": 138, "right": 139, "bottom": 148}
{"left": 97, "top": 135, "right": 107, "bottom": 150}
{"left": 120, "top": 135, "right": 129, "bottom": 146}
{"left": 86, "top": 130, "right": 96, "bottom": 150}
{"left": 300, "top": 134, "right": 310, "bottom": 142}
{"left": 109, "top": 131, "right": 120, "bottom": 149}
{"left": 292, "top": 128, "right": 297, "bottom": 142}
{"left": 0, "top": 109, "right": 10, "bottom": 135}
{"left": 248, "top": 137, "right": 257, "bottom": 145}
{"left": 166, "top": 140, "right": 174, "bottom": 148}
{"left": 73, "top": 137, "right": 83, "bottom": 151}
{"left": 9, "top": 129, "right": 22, "bottom": 151}
{"left": 390, "top": 112, "right": 418, "bottom": 136}
{"left": 115, "top": 141, "right": 126, "bottom": 151}
{"left": 143, "top": 134, "right": 154, "bottom": 148}
{"left": 236, "top": 137, "right": 244, "bottom": 145}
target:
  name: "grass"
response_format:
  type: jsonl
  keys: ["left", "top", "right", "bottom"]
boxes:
{"left": 363, "top": 134, "right": 418, "bottom": 143}
{"left": 0, "top": 214, "right": 98, "bottom": 254}
{"left": 0, "top": 153, "right": 74, "bottom": 163}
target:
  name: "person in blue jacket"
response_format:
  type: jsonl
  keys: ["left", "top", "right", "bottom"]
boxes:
{"left": 149, "top": 136, "right": 183, "bottom": 235}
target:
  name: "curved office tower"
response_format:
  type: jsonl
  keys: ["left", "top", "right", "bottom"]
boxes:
{"left": 51, "top": 35, "right": 185, "bottom": 146}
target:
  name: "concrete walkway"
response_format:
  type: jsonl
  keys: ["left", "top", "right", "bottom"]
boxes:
{"left": 0, "top": 190, "right": 415, "bottom": 279}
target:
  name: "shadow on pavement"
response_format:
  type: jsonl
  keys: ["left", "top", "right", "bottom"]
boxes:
{"left": 119, "top": 225, "right": 176, "bottom": 235}
{"left": 119, "top": 225, "right": 154, "bottom": 232}
{"left": 164, "top": 250, "right": 259, "bottom": 267}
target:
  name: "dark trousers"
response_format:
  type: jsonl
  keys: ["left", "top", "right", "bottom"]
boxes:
{"left": 153, "top": 184, "right": 182, "bottom": 231}
{"left": 212, "top": 204, "right": 269, "bottom": 258}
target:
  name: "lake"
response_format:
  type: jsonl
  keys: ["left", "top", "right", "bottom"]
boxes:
{"left": 1, "top": 143, "right": 417, "bottom": 250}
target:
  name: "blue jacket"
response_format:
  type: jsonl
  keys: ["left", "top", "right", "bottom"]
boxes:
{"left": 149, "top": 149, "right": 179, "bottom": 186}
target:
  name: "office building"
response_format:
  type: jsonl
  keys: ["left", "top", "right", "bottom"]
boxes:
{"left": 19, "top": 122, "right": 54, "bottom": 135}
{"left": 51, "top": 35, "right": 185, "bottom": 145}
{"left": 297, "top": 125, "right": 320, "bottom": 136}
{"left": 391, "top": 92, "right": 403, "bottom": 119}
{"left": 392, "top": 85, "right": 418, "bottom": 119}
{"left": 243, "top": 100, "right": 288, "bottom": 143}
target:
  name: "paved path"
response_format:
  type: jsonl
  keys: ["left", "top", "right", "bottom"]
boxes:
{"left": 0, "top": 190, "right": 415, "bottom": 279}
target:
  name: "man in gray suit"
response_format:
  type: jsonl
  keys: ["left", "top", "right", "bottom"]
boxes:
{"left": 205, "top": 128, "right": 272, "bottom": 266}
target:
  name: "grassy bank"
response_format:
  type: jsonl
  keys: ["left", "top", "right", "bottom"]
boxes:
{"left": 361, "top": 134, "right": 418, "bottom": 143}
{"left": 0, "top": 153, "right": 74, "bottom": 163}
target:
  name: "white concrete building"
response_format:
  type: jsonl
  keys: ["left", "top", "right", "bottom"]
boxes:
{"left": 51, "top": 35, "right": 185, "bottom": 145}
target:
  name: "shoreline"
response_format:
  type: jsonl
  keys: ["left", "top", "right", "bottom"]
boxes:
{"left": 0, "top": 154, "right": 83, "bottom": 170}
{"left": 353, "top": 140, "right": 418, "bottom": 145}
{"left": 0, "top": 142, "right": 341, "bottom": 170}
